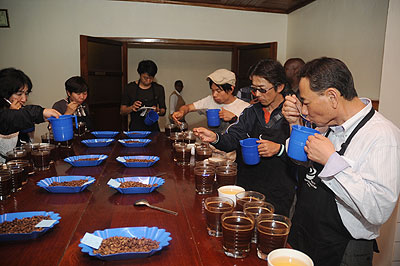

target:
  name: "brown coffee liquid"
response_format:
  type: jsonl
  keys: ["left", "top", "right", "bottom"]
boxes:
{"left": 32, "top": 150, "right": 51, "bottom": 170}
{"left": 0, "top": 174, "right": 12, "bottom": 199}
{"left": 194, "top": 172, "right": 214, "bottom": 193}
{"left": 205, "top": 202, "right": 233, "bottom": 233}
{"left": 175, "top": 149, "right": 191, "bottom": 164}
{"left": 216, "top": 170, "right": 237, "bottom": 187}
{"left": 236, "top": 196, "right": 262, "bottom": 211}
{"left": 222, "top": 216, "right": 254, "bottom": 251}
{"left": 257, "top": 220, "right": 289, "bottom": 254}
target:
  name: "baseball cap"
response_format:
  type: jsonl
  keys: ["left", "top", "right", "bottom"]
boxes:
{"left": 206, "top": 69, "right": 236, "bottom": 86}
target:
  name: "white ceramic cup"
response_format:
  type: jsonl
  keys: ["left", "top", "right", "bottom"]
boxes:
{"left": 217, "top": 185, "right": 245, "bottom": 206}
{"left": 267, "top": 248, "right": 313, "bottom": 266}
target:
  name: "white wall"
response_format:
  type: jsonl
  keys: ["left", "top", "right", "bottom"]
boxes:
{"left": 0, "top": 0, "right": 288, "bottom": 139}
{"left": 128, "top": 48, "right": 232, "bottom": 129}
{"left": 286, "top": 0, "right": 389, "bottom": 100}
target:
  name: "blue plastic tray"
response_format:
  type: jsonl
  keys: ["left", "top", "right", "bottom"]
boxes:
{"left": 37, "top": 176, "right": 95, "bottom": 193}
{"left": 81, "top": 138, "right": 114, "bottom": 147}
{"left": 108, "top": 176, "right": 164, "bottom": 194}
{"left": 79, "top": 227, "right": 171, "bottom": 261}
{"left": 123, "top": 131, "right": 151, "bottom": 138}
{"left": 91, "top": 131, "right": 119, "bottom": 138}
{"left": 0, "top": 211, "right": 61, "bottom": 241}
{"left": 116, "top": 156, "right": 159, "bottom": 168}
{"left": 118, "top": 139, "right": 151, "bottom": 148}
{"left": 64, "top": 155, "right": 108, "bottom": 167}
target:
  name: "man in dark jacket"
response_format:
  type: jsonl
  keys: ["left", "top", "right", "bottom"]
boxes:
{"left": 194, "top": 59, "right": 296, "bottom": 216}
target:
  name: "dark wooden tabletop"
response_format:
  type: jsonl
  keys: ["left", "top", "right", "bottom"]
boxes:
{"left": 0, "top": 132, "right": 265, "bottom": 266}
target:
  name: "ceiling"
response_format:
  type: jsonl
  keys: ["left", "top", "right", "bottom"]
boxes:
{"left": 118, "top": 0, "right": 316, "bottom": 14}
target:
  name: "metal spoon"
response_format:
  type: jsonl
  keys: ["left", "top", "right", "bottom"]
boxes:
{"left": 134, "top": 199, "right": 178, "bottom": 216}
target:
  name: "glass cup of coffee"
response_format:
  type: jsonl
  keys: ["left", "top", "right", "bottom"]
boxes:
{"left": 41, "top": 132, "right": 55, "bottom": 144}
{"left": 235, "top": 191, "right": 266, "bottom": 211}
{"left": 216, "top": 165, "right": 237, "bottom": 187}
{"left": 169, "top": 132, "right": 185, "bottom": 148}
{"left": 165, "top": 123, "right": 178, "bottom": 137}
{"left": 256, "top": 213, "right": 292, "bottom": 260}
{"left": 38, "top": 143, "right": 58, "bottom": 162}
{"left": 195, "top": 145, "right": 212, "bottom": 162}
{"left": 6, "top": 160, "right": 32, "bottom": 184}
{"left": 8, "top": 165, "right": 24, "bottom": 192}
{"left": 0, "top": 170, "right": 12, "bottom": 200}
{"left": 31, "top": 149, "right": 51, "bottom": 171}
{"left": 221, "top": 211, "right": 255, "bottom": 258}
{"left": 174, "top": 142, "right": 192, "bottom": 166}
{"left": 244, "top": 201, "right": 275, "bottom": 243}
{"left": 204, "top": 197, "right": 234, "bottom": 237}
{"left": 194, "top": 165, "right": 215, "bottom": 194}
{"left": 6, "top": 149, "right": 28, "bottom": 162}
{"left": 184, "top": 131, "right": 197, "bottom": 144}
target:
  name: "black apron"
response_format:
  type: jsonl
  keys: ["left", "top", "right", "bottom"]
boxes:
{"left": 129, "top": 83, "right": 160, "bottom": 131}
{"left": 289, "top": 107, "right": 375, "bottom": 266}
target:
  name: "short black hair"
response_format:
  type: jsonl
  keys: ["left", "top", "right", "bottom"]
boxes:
{"left": 174, "top": 80, "right": 183, "bottom": 87}
{"left": 208, "top": 80, "right": 234, "bottom": 94}
{"left": 65, "top": 76, "right": 88, "bottom": 94}
{"left": 299, "top": 57, "right": 358, "bottom": 100}
{"left": 248, "top": 59, "right": 291, "bottom": 95}
{"left": 0, "top": 68, "right": 32, "bottom": 101}
{"left": 137, "top": 60, "right": 158, "bottom": 77}
{"left": 284, "top": 58, "right": 305, "bottom": 67}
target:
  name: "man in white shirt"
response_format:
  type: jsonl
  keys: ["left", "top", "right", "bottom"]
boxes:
{"left": 169, "top": 80, "right": 185, "bottom": 123}
{"left": 282, "top": 57, "right": 400, "bottom": 266}
{"left": 172, "top": 69, "right": 249, "bottom": 134}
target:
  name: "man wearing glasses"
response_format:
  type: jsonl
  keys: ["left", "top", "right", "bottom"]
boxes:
{"left": 194, "top": 59, "right": 296, "bottom": 216}
{"left": 172, "top": 69, "right": 249, "bottom": 134}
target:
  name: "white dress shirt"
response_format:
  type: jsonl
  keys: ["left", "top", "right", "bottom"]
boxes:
{"left": 319, "top": 98, "right": 400, "bottom": 239}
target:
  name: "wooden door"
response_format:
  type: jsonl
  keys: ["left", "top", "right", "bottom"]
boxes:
{"left": 232, "top": 42, "right": 277, "bottom": 89}
{"left": 80, "top": 36, "right": 127, "bottom": 131}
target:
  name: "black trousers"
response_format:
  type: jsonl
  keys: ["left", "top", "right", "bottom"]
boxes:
{"left": 340, "top": 239, "right": 374, "bottom": 266}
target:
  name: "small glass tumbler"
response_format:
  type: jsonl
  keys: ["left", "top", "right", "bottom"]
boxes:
{"left": 31, "top": 149, "right": 51, "bottom": 171}
{"left": 243, "top": 201, "right": 275, "bottom": 243}
{"left": 216, "top": 164, "right": 237, "bottom": 187}
{"left": 221, "top": 211, "right": 255, "bottom": 258}
{"left": 235, "top": 191, "right": 266, "bottom": 211}
{"left": 6, "top": 160, "right": 31, "bottom": 185}
{"left": 256, "top": 213, "right": 291, "bottom": 260}
{"left": 174, "top": 142, "right": 192, "bottom": 166}
{"left": 8, "top": 165, "right": 24, "bottom": 192}
{"left": 165, "top": 123, "right": 178, "bottom": 137}
{"left": 195, "top": 144, "right": 212, "bottom": 162}
{"left": 6, "top": 149, "right": 28, "bottom": 162}
{"left": 184, "top": 131, "right": 197, "bottom": 144}
{"left": 204, "top": 196, "right": 234, "bottom": 237}
{"left": 194, "top": 165, "right": 215, "bottom": 194}
{"left": 0, "top": 170, "right": 12, "bottom": 200}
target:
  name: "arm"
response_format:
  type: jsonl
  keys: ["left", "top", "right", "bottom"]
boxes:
{"left": 120, "top": 101, "right": 142, "bottom": 116}
{"left": 282, "top": 95, "right": 303, "bottom": 129}
{"left": 172, "top": 103, "right": 196, "bottom": 123}
{"left": 157, "top": 85, "right": 166, "bottom": 116}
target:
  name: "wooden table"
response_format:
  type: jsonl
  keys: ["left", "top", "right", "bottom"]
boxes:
{"left": 0, "top": 132, "right": 264, "bottom": 265}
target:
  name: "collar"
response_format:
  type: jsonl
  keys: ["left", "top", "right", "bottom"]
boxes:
{"left": 329, "top": 98, "right": 372, "bottom": 134}
{"left": 174, "top": 90, "right": 181, "bottom": 95}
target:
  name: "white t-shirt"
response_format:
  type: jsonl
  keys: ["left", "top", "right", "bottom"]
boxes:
{"left": 192, "top": 95, "right": 249, "bottom": 117}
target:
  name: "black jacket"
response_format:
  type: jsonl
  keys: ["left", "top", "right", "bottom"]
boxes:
{"left": 214, "top": 102, "right": 296, "bottom": 216}
{"left": 0, "top": 105, "right": 44, "bottom": 135}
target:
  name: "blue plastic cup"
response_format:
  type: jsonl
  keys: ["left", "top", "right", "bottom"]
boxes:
{"left": 287, "top": 125, "right": 320, "bottom": 162}
{"left": 48, "top": 115, "right": 78, "bottom": 142}
{"left": 206, "top": 109, "right": 221, "bottom": 127}
{"left": 144, "top": 110, "right": 159, "bottom": 126}
{"left": 240, "top": 138, "right": 260, "bottom": 165}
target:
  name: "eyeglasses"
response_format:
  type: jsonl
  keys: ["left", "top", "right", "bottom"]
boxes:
{"left": 250, "top": 85, "right": 275, "bottom": 94}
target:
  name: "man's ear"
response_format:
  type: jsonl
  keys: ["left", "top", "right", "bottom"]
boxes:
{"left": 276, "top": 84, "right": 284, "bottom": 93}
{"left": 325, "top": 88, "right": 339, "bottom": 108}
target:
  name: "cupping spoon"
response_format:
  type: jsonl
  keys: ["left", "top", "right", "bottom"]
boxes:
{"left": 134, "top": 199, "right": 178, "bottom": 216}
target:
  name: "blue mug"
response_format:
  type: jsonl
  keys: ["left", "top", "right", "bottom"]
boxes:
{"left": 206, "top": 109, "right": 221, "bottom": 127}
{"left": 240, "top": 138, "right": 260, "bottom": 165}
{"left": 287, "top": 125, "right": 320, "bottom": 162}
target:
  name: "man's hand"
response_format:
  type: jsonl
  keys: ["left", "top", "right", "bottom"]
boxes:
{"left": 131, "top": 100, "right": 142, "bottom": 112}
{"left": 10, "top": 99, "right": 22, "bottom": 110}
{"left": 305, "top": 134, "right": 335, "bottom": 165}
{"left": 257, "top": 139, "right": 281, "bottom": 157}
{"left": 282, "top": 95, "right": 302, "bottom": 126}
{"left": 193, "top": 127, "right": 217, "bottom": 143}
{"left": 172, "top": 110, "right": 185, "bottom": 124}
{"left": 43, "top": 109, "right": 61, "bottom": 120}
{"left": 65, "top": 102, "right": 79, "bottom": 115}
{"left": 219, "top": 108, "right": 235, "bottom": 122}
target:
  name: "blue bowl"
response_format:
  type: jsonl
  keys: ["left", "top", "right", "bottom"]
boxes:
{"left": 123, "top": 131, "right": 151, "bottom": 138}
{"left": 81, "top": 139, "right": 114, "bottom": 147}
{"left": 108, "top": 176, "right": 165, "bottom": 194}
{"left": 0, "top": 211, "right": 61, "bottom": 241}
{"left": 64, "top": 155, "right": 108, "bottom": 167}
{"left": 79, "top": 227, "right": 171, "bottom": 261}
{"left": 118, "top": 139, "right": 151, "bottom": 148}
{"left": 37, "top": 176, "right": 96, "bottom": 193}
{"left": 116, "top": 156, "right": 159, "bottom": 168}
{"left": 91, "top": 131, "right": 119, "bottom": 138}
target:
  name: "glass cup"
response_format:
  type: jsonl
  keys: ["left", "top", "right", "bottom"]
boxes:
{"left": 38, "top": 143, "right": 58, "bottom": 162}
{"left": 6, "top": 160, "right": 31, "bottom": 184}
{"left": 244, "top": 201, "right": 275, "bottom": 243}
{"left": 256, "top": 213, "right": 292, "bottom": 260}
{"left": 221, "top": 211, "right": 255, "bottom": 258}
{"left": 41, "top": 132, "right": 55, "bottom": 144}
{"left": 216, "top": 165, "right": 237, "bottom": 187}
{"left": 194, "top": 165, "right": 215, "bottom": 194}
{"left": 195, "top": 145, "right": 212, "bottom": 162}
{"left": 74, "top": 121, "right": 86, "bottom": 136}
{"left": 165, "top": 123, "right": 178, "bottom": 137}
{"left": 235, "top": 191, "right": 266, "bottom": 211}
{"left": 194, "top": 160, "right": 216, "bottom": 169}
{"left": 178, "top": 121, "right": 188, "bottom": 132}
{"left": 0, "top": 170, "right": 12, "bottom": 200}
{"left": 184, "top": 131, "right": 197, "bottom": 144}
{"left": 169, "top": 132, "right": 185, "bottom": 147}
{"left": 6, "top": 149, "right": 28, "bottom": 162}
{"left": 8, "top": 165, "right": 24, "bottom": 192}
{"left": 31, "top": 149, "right": 51, "bottom": 171}
{"left": 173, "top": 142, "right": 192, "bottom": 166}
{"left": 204, "top": 197, "right": 234, "bottom": 237}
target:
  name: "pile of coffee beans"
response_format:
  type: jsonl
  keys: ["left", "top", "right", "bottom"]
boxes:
{"left": 49, "top": 180, "right": 87, "bottom": 187}
{"left": 120, "top": 181, "right": 158, "bottom": 188}
{"left": 93, "top": 236, "right": 160, "bottom": 255}
{"left": 124, "top": 140, "right": 141, "bottom": 143}
{"left": 126, "top": 159, "right": 155, "bottom": 163}
{"left": 77, "top": 158, "right": 99, "bottom": 161}
{"left": 0, "top": 215, "right": 50, "bottom": 234}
